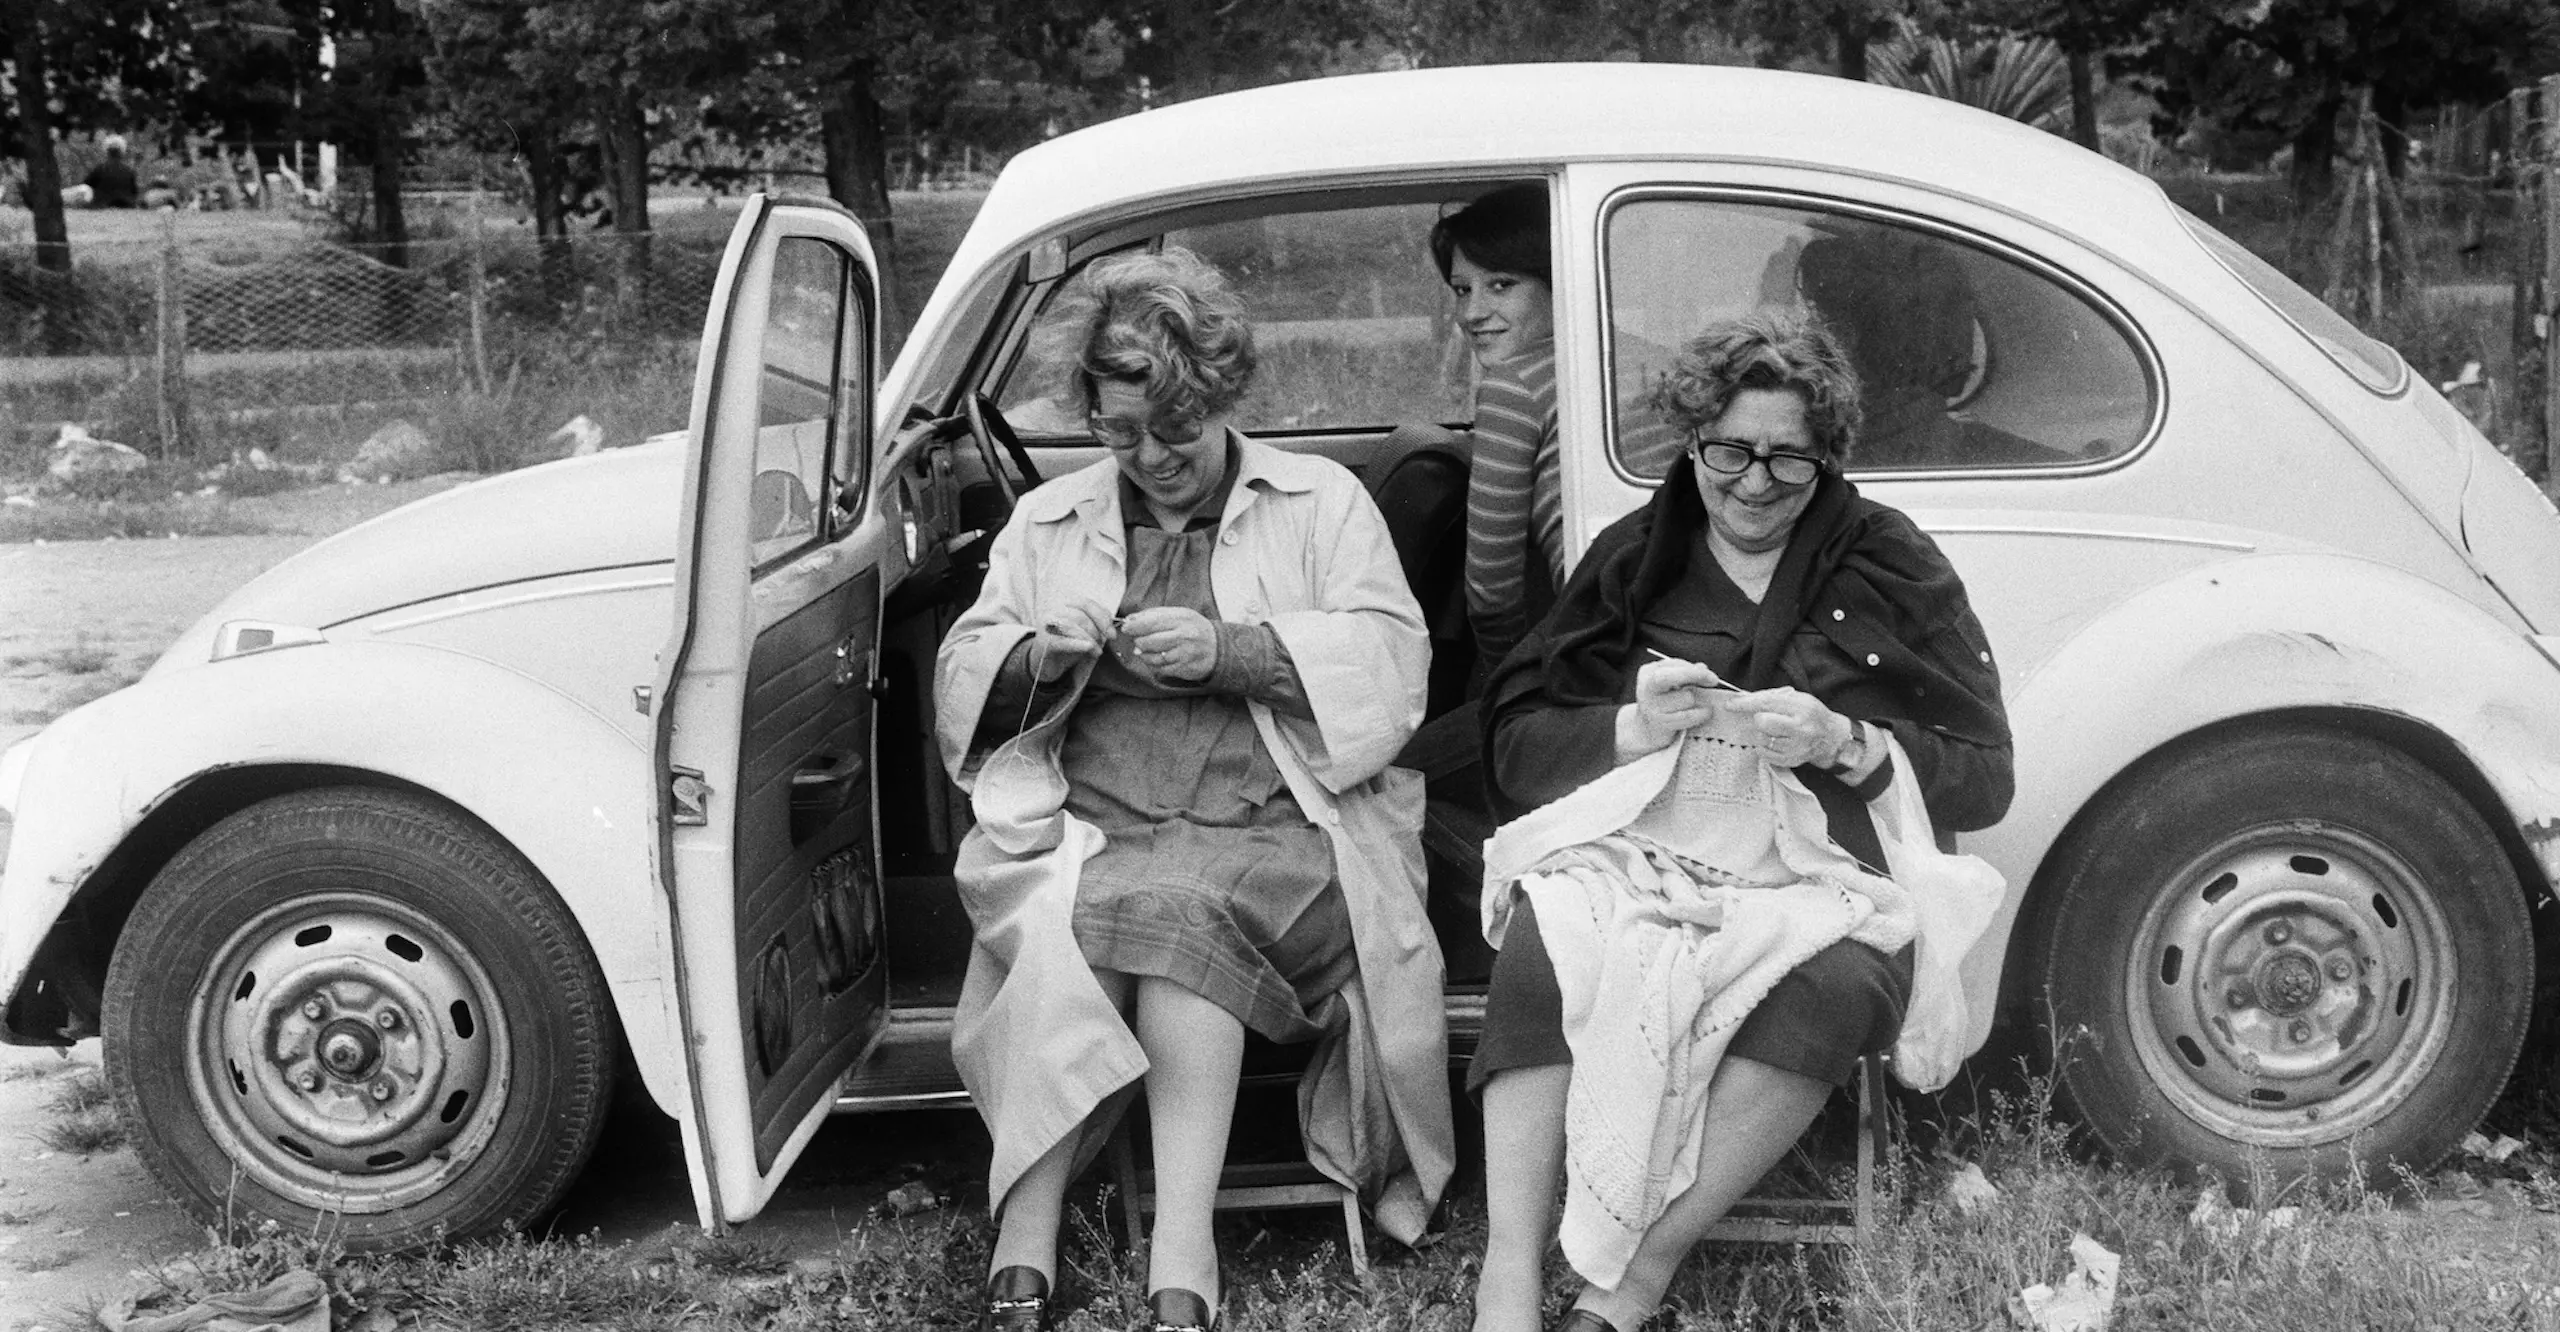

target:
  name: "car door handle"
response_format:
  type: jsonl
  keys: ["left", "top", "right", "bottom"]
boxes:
{"left": 833, "top": 638, "right": 869, "bottom": 689}
{"left": 790, "top": 751, "right": 867, "bottom": 843}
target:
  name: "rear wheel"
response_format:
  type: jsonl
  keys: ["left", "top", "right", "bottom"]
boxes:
{"left": 103, "top": 788, "right": 615, "bottom": 1251}
{"left": 2039, "top": 727, "right": 2531, "bottom": 1185}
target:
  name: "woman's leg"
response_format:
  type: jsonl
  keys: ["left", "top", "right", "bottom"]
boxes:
{"left": 1133, "top": 973, "right": 1245, "bottom": 1304}
{"left": 1568, "top": 1056, "right": 1830, "bottom": 1329}
{"left": 1472, "top": 1063, "right": 1570, "bottom": 1332}
{"left": 988, "top": 968, "right": 1138, "bottom": 1284}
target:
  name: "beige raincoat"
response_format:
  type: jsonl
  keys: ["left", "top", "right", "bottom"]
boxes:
{"left": 933, "top": 435, "right": 1454, "bottom": 1243}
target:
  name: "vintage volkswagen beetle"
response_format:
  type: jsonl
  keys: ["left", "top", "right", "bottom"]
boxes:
{"left": 5, "top": 63, "right": 2558, "bottom": 1248}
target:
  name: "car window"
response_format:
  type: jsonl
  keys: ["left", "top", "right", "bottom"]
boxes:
{"left": 750, "top": 238, "right": 860, "bottom": 567}
{"left": 994, "top": 201, "right": 1473, "bottom": 436}
{"left": 1603, "top": 195, "right": 2157, "bottom": 479}
{"left": 2177, "top": 207, "right": 2406, "bottom": 395}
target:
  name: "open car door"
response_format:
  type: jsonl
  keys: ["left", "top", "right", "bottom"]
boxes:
{"left": 653, "top": 195, "right": 891, "bottom": 1228}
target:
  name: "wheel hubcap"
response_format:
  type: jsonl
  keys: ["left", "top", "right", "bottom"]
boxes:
{"left": 186, "top": 892, "right": 511, "bottom": 1214}
{"left": 2126, "top": 824, "right": 2450, "bottom": 1147}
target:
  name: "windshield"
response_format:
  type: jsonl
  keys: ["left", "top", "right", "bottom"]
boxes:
{"left": 2177, "top": 207, "right": 2406, "bottom": 395}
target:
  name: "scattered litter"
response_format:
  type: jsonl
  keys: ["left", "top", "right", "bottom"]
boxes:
{"left": 2187, "top": 1188, "right": 2296, "bottom": 1240}
{"left": 114, "top": 1212, "right": 130, "bottom": 1218}
{"left": 2007, "top": 1232, "right": 2119, "bottom": 1332}
{"left": 2, "top": 495, "right": 32, "bottom": 508}
{"left": 96, "top": 1267, "right": 327, "bottom": 1332}
{"left": 1947, "top": 1161, "right": 2000, "bottom": 1215}
{"left": 2462, "top": 1131, "right": 2527, "bottom": 1164}
{"left": 879, "top": 1181, "right": 942, "bottom": 1217}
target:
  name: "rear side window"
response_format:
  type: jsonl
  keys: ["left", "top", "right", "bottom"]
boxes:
{"left": 995, "top": 200, "right": 1472, "bottom": 436}
{"left": 2178, "top": 208, "right": 2406, "bottom": 394}
{"left": 1604, "top": 194, "right": 2158, "bottom": 479}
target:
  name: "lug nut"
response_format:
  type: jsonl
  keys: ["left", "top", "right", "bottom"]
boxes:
{"left": 2288, "top": 1020, "right": 2313, "bottom": 1043}
{"left": 369, "top": 1081, "right": 393, "bottom": 1102}
{"left": 297, "top": 1070, "right": 322, "bottom": 1092}
{"left": 375, "top": 1010, "right": 402, "bottom": 1031}
{"left": 2226, "top": 986, "right": 2252, "bottom": 1009}
{"left": 2327, "top": 957, "right": 2353, "bottom": 981}
{"left": 2263, "top": 920, "right": 2293, "bottom": 946}
{"left": 300, "top": 999, "right": 325, "bottom": 1020}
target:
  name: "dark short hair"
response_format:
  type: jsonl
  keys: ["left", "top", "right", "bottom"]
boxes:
{"left": 1057, "top": 246, "right": 1258, "bottom": 421}
{"left": 1649, "top": 310, "right": 1864, "bottom": 465}
{"left": 1429, "top": 183, "right": 1550, "bottom": 286}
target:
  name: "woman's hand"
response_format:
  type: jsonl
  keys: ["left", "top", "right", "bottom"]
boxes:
{"left": 1618, "top": 658, "right": 1727, "bottom": 758}
{"left": 1120, "top": 606, "right": 1220, "bottom": 683}
{"left": 1731, "top": 686, "right": 1854, "bottom": 768}
{"left": 1029, "top": 604, "right": 1112, "bottom": 682}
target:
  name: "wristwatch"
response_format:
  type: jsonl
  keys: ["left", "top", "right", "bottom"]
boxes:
{"left": 1822, "top": 720, "right": 1871, "bottom": 774}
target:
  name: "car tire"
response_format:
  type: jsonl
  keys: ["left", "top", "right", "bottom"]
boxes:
{"left": 102, "top": 787, "right": 616, "bottom": 1252}
{"left": 2038, "top": 726, "right": 2531, "bottom": 1186}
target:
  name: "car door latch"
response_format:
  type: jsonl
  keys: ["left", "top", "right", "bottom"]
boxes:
{"left": 669, "top": 767, "right": 712, "bottom": 826}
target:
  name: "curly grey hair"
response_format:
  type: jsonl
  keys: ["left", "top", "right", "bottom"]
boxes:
{"left": 1649, "top": 310, "right": 1864, "bottom": 466}
{"left": 1056, "top": 246, "right": 1258, "bottom": 422}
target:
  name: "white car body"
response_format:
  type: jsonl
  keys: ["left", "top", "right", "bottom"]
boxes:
{"left": 5, "top": 64, "right": 2557, "bottom": 1241}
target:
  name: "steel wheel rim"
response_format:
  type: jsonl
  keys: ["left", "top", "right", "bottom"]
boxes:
{"left": 184, "top": 890, "right": 514, "bottom": 1213}
{"left": 2122, "top": 821, "right": 2454, "bottom": 1149}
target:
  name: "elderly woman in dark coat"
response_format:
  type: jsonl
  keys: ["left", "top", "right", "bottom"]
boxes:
{"left": 1466, "top": 311, "right": 2012, "bottom": 1332}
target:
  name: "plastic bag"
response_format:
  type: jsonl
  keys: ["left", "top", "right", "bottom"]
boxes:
{"left": 1867, "top": 732, "right": 2007, "bottom": 1092}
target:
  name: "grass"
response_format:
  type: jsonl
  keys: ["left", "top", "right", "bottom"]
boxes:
{"left": 38, "top": 1104, "right": 128, "bottom": 1157}
{"left": 83, "top": 1077, "right": 2560, "bottom": 1332}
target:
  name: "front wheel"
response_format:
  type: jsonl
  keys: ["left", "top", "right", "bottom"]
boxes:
{"left": 103, "top": 788, "right": 616, "bottom": 1252}
{"left": 2039, "top": 727, "right": 2532, "bottom": 1185}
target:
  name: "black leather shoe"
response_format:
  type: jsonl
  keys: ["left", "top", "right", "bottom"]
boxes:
{"left": 980, "top": 1265, "right": 1051, "bottom": 1332}
{"left": 1554, "top": 1310, "right": 1622, "bottom": 1332}
{"left": 1147, "top": 1285, "right": 1220, "bottom": 1332}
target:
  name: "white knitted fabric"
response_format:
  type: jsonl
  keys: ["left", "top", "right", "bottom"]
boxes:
{"left": 1485, "top": 711, "right": 1914, "bottom": 1291}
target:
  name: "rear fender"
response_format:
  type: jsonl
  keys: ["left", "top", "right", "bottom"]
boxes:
{"left": 0, "top": 639, "right": 689, "bottom": 1114}
{"left": 1971, "top": 551, "right": 2560, "bottom": 1047}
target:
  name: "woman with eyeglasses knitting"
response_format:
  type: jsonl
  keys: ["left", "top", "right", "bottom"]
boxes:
{"left": 1464, "top": 310, "right": 2012, "bottom": 1332}
{"left": 933, "top": 247, "right": 1452, "bottom": 1332}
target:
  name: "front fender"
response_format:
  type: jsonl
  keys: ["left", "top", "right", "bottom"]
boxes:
{"left": 1970, "top": 550, "right": 2560, "bottom": 1046}
{"left": 0, "top": 639, "right": 690, "bottom": 1115}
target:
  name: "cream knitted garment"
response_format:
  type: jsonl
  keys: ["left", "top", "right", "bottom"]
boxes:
{"left": 1482, "top": 711, "right": 1915, "bottom": 1291}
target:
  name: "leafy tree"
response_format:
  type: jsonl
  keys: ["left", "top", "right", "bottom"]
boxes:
{"left": 2124, "top": 0, "right": 2538, "bottom": 205}
{"left": 412, "top": 0, "right": 587, "bottom": 304}
{"left": 1, "top": 0, "right": 189, "bottom": 273}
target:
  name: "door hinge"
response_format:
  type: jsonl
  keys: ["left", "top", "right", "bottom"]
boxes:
{"left": 669, "top": 767, "right": 712, "bottom": 826}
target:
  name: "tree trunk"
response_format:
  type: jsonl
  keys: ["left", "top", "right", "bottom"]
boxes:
{"left": 369, "top": 113, "right": 409, "bottom": 268}
{"left": 2066, "top": 44, "right": 2099, "bottom": 151}
{"left": 821, "top": 64, "right": 904, "bottom": 342}
{"left": 2289, "top": 86, "right": 2343, "bottom": 210}
{"left": 597, "top": 90, "right": 652, "bottom": 311}
{"left": 11, "top": 24, "right": 71, "bottom": 276}
{"left": 1832, "top": 7, "right": 1870, "bottom": 81}
{"left": 521, "top": 123, "right": 573, "bottom": 312}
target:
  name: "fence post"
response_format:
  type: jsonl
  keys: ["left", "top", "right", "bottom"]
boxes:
{"left": 2541, "top": 74, "right": 2560, "bottom": 482}
{"left": 155, "top": 209, "right": 192, "bottom": 457}
{"left": 466, "top": 192, "right": 493, "bottom": 395}
{"left": 2511, "top": 87, "right": 2543, "bottom": 479}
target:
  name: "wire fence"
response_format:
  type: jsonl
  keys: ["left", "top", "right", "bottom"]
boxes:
{"left": 1, "top": 216, "right": 727, "bottom": 476}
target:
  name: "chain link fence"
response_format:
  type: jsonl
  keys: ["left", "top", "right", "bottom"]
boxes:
{"left": 1, "top": 215, "right": 728, "bottom": 478}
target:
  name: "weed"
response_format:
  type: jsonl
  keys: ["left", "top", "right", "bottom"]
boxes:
{"left": 44, "top": 1069, "right": 111, "bottom": 1115}
{"left": 39, "top": 1104, "right": 129, "bottom": 1156}
{"left": 678, "top": 1230, "right": 791, "bottom": 1277}
{"left": 0, "top": 497, "right": 269, "bottom": 542}
{"left": 0, "top": 1058, "right": 71, "bottom": 1082}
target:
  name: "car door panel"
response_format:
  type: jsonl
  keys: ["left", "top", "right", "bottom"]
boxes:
{"left": 656, "top": 196, "right": 889, "bottom": 1226}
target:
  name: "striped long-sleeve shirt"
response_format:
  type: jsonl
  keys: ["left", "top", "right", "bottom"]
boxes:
{"left": 1464, "top": 348, "right": 1562, "bottom": 662}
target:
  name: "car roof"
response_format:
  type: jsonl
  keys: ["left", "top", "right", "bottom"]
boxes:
{"left": 954, "top": 63, "right": 2178, "bottom": 274}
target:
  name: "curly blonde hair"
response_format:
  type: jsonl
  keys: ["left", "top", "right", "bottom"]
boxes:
{"left": 1056, "top": 247, "right": 1258, "bottom": 422}
{"left": 1649, "top": 310, "right": 1864, "bottom": 465}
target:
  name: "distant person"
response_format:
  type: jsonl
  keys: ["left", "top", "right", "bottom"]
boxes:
{"left": 84, "top": 136, "right": 139, "bottom": 209}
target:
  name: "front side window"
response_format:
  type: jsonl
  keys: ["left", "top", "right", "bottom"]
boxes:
{"left": 995, "top": 200, "right": 1474, "bottom": 436}
{"left": 1605, "top": 195, "right": 2158, "bottom": 479}
{"left": 749, "top": 238, "right": 862, "bottom": 567}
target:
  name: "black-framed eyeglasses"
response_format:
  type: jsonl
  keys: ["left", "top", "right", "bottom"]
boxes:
{"left": 1689, "top": 436, "right": 1828, "bottom": 486}
{"left": 1087, "top": 412, "right": 1209, "bottom": 452}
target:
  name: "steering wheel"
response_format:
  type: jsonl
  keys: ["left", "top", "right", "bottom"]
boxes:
{"left": 963, "top": 393, "right": 1044, "bottom": 509}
